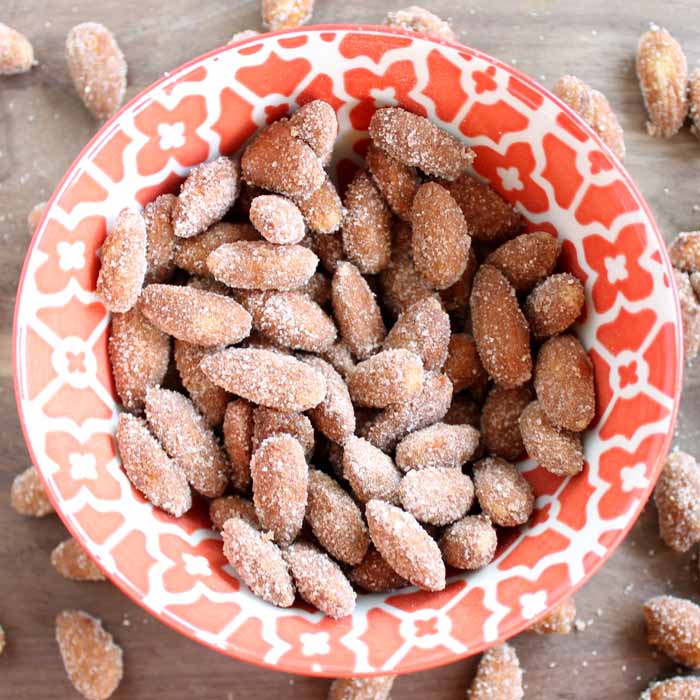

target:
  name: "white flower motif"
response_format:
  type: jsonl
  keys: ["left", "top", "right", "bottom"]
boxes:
{"left": 182, "top": 554, "right": 211, "bottom": 577}
{"left": 69, "top": 452, "right": 97, "bottom": 480}
{"left": 370, "top": 87, "right": 397, "bottom": 105}
{"left": 300, "top": 632, "right": 330, "bottom": 657}
{"left": 621, "top": 463, "right": 649, "bottom": 493}
{"left": 520, "top": 590, "right": 548, "bottom": 620}
{"left": 604, "top": 254, "right": 628, "bottom": 284}
{"left": 496, "top": 166, "right": 523, "bottom": 192}
{"left": 158, "top": 121, "right": 186, "bottom": 150}
{"left": 57, "top": 241, "right": 86, "bottom": 271}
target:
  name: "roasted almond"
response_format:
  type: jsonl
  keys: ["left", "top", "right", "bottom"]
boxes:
{"left": 473, "top": 456, "right": 534, "bottom": 527}
{"left": 0, "top": 23, "right": 34, "bottom": 75}
{"left": 143, "top": 193, "right": 178, "bottom": 282}
{"left": 328, "top": 677, "right": 395, "bottom": 700}
{"left": 669, "top": 231, "right": 700, "bottom": 272}
{"left": 349, "top": 546, "right": 407, "bottom": 592}
{"left": 395, "top": 422, "right": 480, "bottom": 472}
{"left": 51, "top": 538, "right": 105, "bottom": 582}
{"left": 384, "top": 6, "right": 455, "bottom": 41}
{"left": 252, "top": 406, "right": 314, "bottom": 458}
{"left": 524, "top": 273, "right": 585, "bottom": 339}
{"left": 468, "top": 643, "right": 523, "bottom": 700}
{"left": 342, "top": 435, "right": 402, "bottom": 505}
{"left": 249, "top": 194, "right": 305, "bottom": 245}
{"left": 642, "top": 677, "right": 700, "bottom": 700}
{"left": 366, "top": 143, "right": 420, "bottom": 220}
{"left": 10, "top": 467, "right": 53, "bottom": 517}
{"left": 399, "top": 466, "right": 474, "bottom": 526}
{"left": 262, "top": 0, "right": 314, "bottom": 31}
{"left": 348, "top": 349, "right": 424, "bottom": 408}
{"left": 481, "top": 385, "right": 532, "bottom": 461}
{"left": 440, "top": 514, "right": 497, "bottom": 571}
{"left": 644, "top": 595, "right": 700, "bottom": 668}
{"left": 674, "top": 269, "right": 700, "bottom": 361}
{"left": 443, "top": 332, "right": 487, "bottom": 392}
{"left": 222, "top": 399, "right": 254, "bottom": 492}
{"left": 174, "top": 222, "right": 257, "bottom": 276}
{"left": 289, "top": 99, "right": 337, "bottom": 165}
{"left": 209, "top": 495, "right": 258, "bottom": 530}
{"left": 530, "top": 597, "right": 576, "bottom": 635}
{"left": 294, "top": 176, "right": 343, "bottom": 234}
{"left": 690, "top": 68, "right": 700, "bottom": 139}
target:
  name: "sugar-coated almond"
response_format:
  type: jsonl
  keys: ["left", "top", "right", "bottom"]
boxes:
{"left": 289, "top": 99, "right": 337, "bottom": 165}
{"left": 222, "top": 517, "right": 295, "bottom": 607}
{"left": 440, "top": 247, "right": 478, "bottom": 314}
{"left": 117, "top": 413, "right": 191, "bottom": 516}
{"left": 284, "top": 541, "right": 356, "bottom": 618}
{"left": 379, "top": 240, "right": 436, "bottom": 317}
{"left": 636, "top": 26, "right": 688, "bottom": 138}
{"left": 332, "top": 261, "right": 386, "bottom": 359}
{"left": 253, "top": 406, "right": 314, "bottom": 458}
{"left": 411, "top": 182, "right": 470, "bottom": 289}
{"left": 222, "top": 399, "right": 254, "bottom": 492}
{"left": 365, "top": 499, "right": 446, "bottom": 591}
{"left": 675, "top": 269, "right": 700, "bottom": 360}
{"left": 669, "top": 232, "right": 700, "bottom": 272}
{"left": 470, "top": 264, "right": 532, "bottom": 389}
{"left": 519, "top": 400, "right": 584, "bottom": 477}
{"left": 341, "top": 170, "right": 392, "bottom": 274}
{"left": 250, "top": 194, "right": 305, "bottom": 245}
{"left": 242, "top": 119, "right": 325, "bottom": 199}
{"left": 440, "top": 514, "right": 497, "bottom": 570}
{"left": 442, "top": 174, "right": 522, "bottom": 243}
{"left": 644, "top": 595, "right": 700, "bottom": 668}
{"left": 524, "top": 273, "right": 585, "bottom": 339}
{"left": 328, "top": 677, "right": 395, "bottom": 700}
{"left": 303, "top": 271, "right": 332, "bottom": 307}
{"left": 384, "top": 5, "right": 455, "bottom": 41}
{"left": 364, "top": 371, "right": 452, "bottom": 451}
{"left": 201, "top": 347, "right": 327, "bottom": 411}
{"left": 530, "top": 597, "right": 576, "bottom": 635}
{"left": 468, "top": 643, "right": 524, "bottom": 700}
{"left": 209, "top": 495, "right": 258, "bottom": 530}
{"left": 139, "top": 284, "right": 252, "bottom": 346}
{"left": 172, "top": 157, "right": 239, "bottom": 238}
{"left": 307, "top": 470, "right": 370, "bottom": 565}
{"left": 395, "top": 422, "right": 479, "bottom": 472}
{"left": 294, "top": 177, "right": 343, "bottom": 234}
{"left": 348, "top": 348, "right": 424, "bottom": 407}
{"left": 307, "top": 231, "right": 345, "bottom": 273}
{"left": 143, "top": 193, "right": 177, "bottom": 282}
{"left": 399, "top": 466, "right": 474, "bottom": 526}
{"left": 109, "top": 306, "right": 170, "bottom": 411}
{"left": 654, "top": 451, "right": 700, "bottom": 552}
{"left": 473, "top": 457, "right": 534, "bottom": 527}
{"left": 145, "top": 387, "right": 229, "bottom": 498}
{"left": 65, "top": 22, "right": 126, "bottom": 121}
{"left": 0, "top": 23, "right": 34, "bottom": 75}
{"left": 486, "top": 231, "right": 560, "bottom": 293}
{"left": 369, "top": 107, "right": 474, "bottom": 180}
{"left": 481, "top": 385, "right": 532, "bottom": 461}
{"left": 444, "top": 394, "right": 481, "bottom": 428}
{"left": 691, "top": 69, "right": 700, "bottom": 139}
{"left": 534, "top": 334, "right": 595, "bottom": 431}
{"left": 348, "top": 545, "right": 407, "bottom": 592}
{"left": 366, "top": 143, "right": 420, "bottom": 220}
{"left": 443, "top": 333, "right": 487, "bottom": 392}
{"left": 174, "top": 222, "right": 257, "bottom": 276}
{"left": 10, "top": 467, "right": 54, "bottom": 517}
{"left": 384, "top": 296, "right": 451, "bottom": 371}
{"left": 27, "top": 201, "right": 46, "bottom": 236}
{"left": 642, "top": 677, "right": 700, "bottom": 700}
{"left": 55, "top": 610, "right": 123, "bottom": 700}
{"left": 96, "top": 208, "right": 147, "bottom": 313}
{"left": 51, "top": 538, "right": 105, "bottom": 582}
{"left": 342, "top": 435, "right": 402, "bottom": 504}
{"left": 250, "top": 434, "right": 308, "bottom": 545}
{"left": 262, "top": 0, "right": 314, "bottom": 30}
{"left": 321, "top": 340, "right": 356, "bottom": 380}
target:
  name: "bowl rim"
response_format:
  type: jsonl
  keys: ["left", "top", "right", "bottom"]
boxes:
{"left": 12, "top": 23, "right": 684, "bottom": 677}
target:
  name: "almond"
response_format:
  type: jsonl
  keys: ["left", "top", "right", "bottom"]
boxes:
{"left": 473, "top": 457, "right": 534, "bottom": 527}
{"left": 289, "top": 99, "right": 337, "bottom": 165}
{"left": 674, "top": 269, "right": 700, "bottom": 361}
{"left": 644, "top": 595, "right": 700, "bottom": 667}
{"left": 10, "top": 467, "right": 53, "bottom": 517}
{"left": 261, "top": 0, "right": 314, "bottom": 31}
{"left": 366, "top": 143, "right": 420, "bottom": 220}
{"left": 524, "top": 273, "right": 585, "bottom": 339}
{"left": 0, "top": 22, "right": 34, "bottom": 75}
{"left": 349, "top": 546, "right": 407, "bottom": 592}
{"left": 143, "top": 194, "right": 178, "bottom": 282}
{"left": 481, "top": 385, "right": 533, "bottom": 461}
{"left": 440, "top": 514, "right": 497, "bottom": 571}
{"left": 468, "top": 643, "right": 524, "bottom": 700}
{"left": 384, "top": 6, "right": 456, "bottom": 41}
{"left": 51, "top": 538, "right": 105, "bottom": 582}
{"left": 294, "top": 176, "right": 343, "bottom": 234}
{"left": 399, "top": 466, "right": 474, "bottom": 526}
{"left": 642, "top": 677, "right": 700, "bottom": 700}
{"left": 348, "top": 349, "right": 424, "bottom": 408}
{"left": 328, "top": 677, "right": 395, "bottom": 700}
{"left": 669, "top": 231, "right": 700, "bottom": 272}
{"left": 530, "top": 597, "right": 576, "bottom": 635}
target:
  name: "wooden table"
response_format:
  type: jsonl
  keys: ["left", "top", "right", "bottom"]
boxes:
{"left": 2, "top": 1, "right": 700, "bottom": 698}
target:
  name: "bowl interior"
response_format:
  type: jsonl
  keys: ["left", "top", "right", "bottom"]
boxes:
{"left": 13, "top": 26, "right": 682, "bottom": 677}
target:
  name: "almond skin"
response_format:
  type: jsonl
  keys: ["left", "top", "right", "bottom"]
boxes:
{"left": 644, "top": 595, "right": 700, "bottom": 668}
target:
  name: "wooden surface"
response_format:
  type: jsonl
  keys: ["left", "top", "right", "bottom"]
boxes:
{"left": 2, "top": 1, "right": 700, "bottom": 698}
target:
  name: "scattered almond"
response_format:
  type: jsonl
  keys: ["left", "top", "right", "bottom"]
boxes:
{"left": 468, "top": 643, "right": 524, "bottom": 700}
{"left": 644, "top": 595, "right": 700, "bottom": 667}
{"left": 10, "top": 466, "right": 54, "bottom": 517}
{"left": 328, "top": 677, "right": 395, "bottom": 700}
{"left": 0, "top": 22, "right": 34, "bottom": 75}
{"left": 530, "top": 597, "right": 576, "bottom": 634}
{"left": 384, "top": 6, "right": 456, "bottom": 41}
{"left": 262, "top": 0, "right": 314, "bottom": 30}
{"left": 669, "top": 231, "right": 700, "bottom": 272}
{"left": 51, "top": 538, "right": 106, "bottom": 582}
{"left": 642, "top": 676, "right": 700, "bottom": 700}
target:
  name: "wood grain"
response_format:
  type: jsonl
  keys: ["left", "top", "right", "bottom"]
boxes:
{"left": 2, "top": 1, "right": 700, "bottom": 698}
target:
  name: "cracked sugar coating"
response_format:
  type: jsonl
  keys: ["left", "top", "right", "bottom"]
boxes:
{"left": 411, "top": 182, "right": 470, "bottom": 289}
{"left": 348, "top": 348, "right": 424, "bottom": 408}
{"left": 56, "top": 610, "right": 123, "bottom": 700}
{"left": 534, "top": 334, "right": 595, "bottom": 432}
{"left": 384, "top": 296, "right": 450, "bottom": 371}
{"left": 51, "top": 538, "right": 105, "bottom": 582}
{"left": 470, "top": 264, "right": 532, "bottom": 389}
{"left": 96, "top": 208, "right": 147, "bottom": 313}
{"left": 342, "top": 435, "right": 402, "bottom": 505}
{"left": 307, "top": 470, "right": 370, "bottom": 565}
{"left": 674, "top": 269, "right": 700, "bottom": 360}
{"left": 289, "top": 99, "right": 337, "bottom": 165}
{"left": 143, "top": 193, "right": 177, "bottom": 282}
{"left": 468, "top": 643, "right": 524, "bottom": 700}
{"left": 644, "top": 595, "right": 700, "bottom": 668}
{"left": 332, "top": 262, "right": 386, "bottom": 360}
{"left": 669, "top": 231, "right": 700, "bottom": 272}
{"left": 209, "top": 495, "right": 258, "bottom": 531}
{"left": 443, "top": 333, "right": 487, "bottom": 392}
{"left": 0, "top": 23, "right": 34, "bottom": 75}
{"left": 365, "top": 499, "right": 445, "bottom": 591}
{"left": 172, "top": 156, "right": 239, "bottom": 238}
{"left": 250, "top": 434, "right": 308, "bottom": 545}
{"left": 201, "top": 347, "right": 327, "bottom": 412}
{"left": 481, "top": 385, "right": 533, "bottom": 462}
{"left": 349, "top": 545, "right": 407, "bottom": 592}
{"left": 252, "top": 406, "right": 314, "bottom": 459}
{"left": 364, "top": 371, "right": 452, "bottom": 451}
{"left": 139, "top": 283, "right": 252, "bottom": 346}
{"left": 109, "top": 306, "right": 170, "bottom": 412}
{"left": 284, "top": 541, "right": 356, "bottom": 619}
{"left": 384, "top": 5, "right": 455, "bottom": 41}
{"left": 369, "top": 107, "right": 474, "bottom": 180}
{"left": 208, "top": 240, "right": 318, "bottom": 291}
{"left": 341, "top": 170, "right": 392, "bottom": 274}
{"left": 530, "top": 597, "right": 576, "bottom": 635}
{"left": 440, "top": 514, "right": 497, "bottom": 570}
{"left": 328, "top": 676, "right": 395, "bottom": 700}
{"left": 223, "top": 399, "right": 254, "bottom": 492}
{"left": 250, "top": 194, "right": 305, "bottom": 245}
{"left": 642, "top": 676, "right": 700, "bottom": 700}
{"left": 145, "top": 387, "right": 229, "bottom": 498}
{"left": 486, "top": 231, "right": 560, "bottom": 293}
{"left": 519, "top": 400, "right": 584, "bottom": 477}
{"left": 395, "top": 422, "right": 480, "bottom": 472}
{"left": 65, "top": 22, "right": 126, "bottom": 121}
{"left": 222, "top": 517, "right": 295, "bottom": 607}
{"left": 117, "top": 413, "right": 191, "bottom": 516}
{"left": 654, "top": 450, "right": 700, "bottom": 552}
{"left": 10, "top": 466, "right": 54, "bottom": 517}
{"left": 473, "top": 456, "right": 534, "bottom": 527}
{"left": 262, "top": 0, "right": 314, "bottom": 30}
{"left": 241, "top": 119, "right": 325, "bottom": 199}
{"left": 524, "top": 273, "right": 585, "bottom": 339}
{"left": 294, "top": 177, "right": 343, "bottom": 234}
{"left": 366, "top": 143, "right": 419, "bottom": 221}
{"left": 399, "top": 466, "right": 474, "bottom": 526}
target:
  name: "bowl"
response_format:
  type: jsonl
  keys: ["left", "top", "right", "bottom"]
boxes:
{"left": 13, "top": 24, "right": 683, "bottom": 677}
